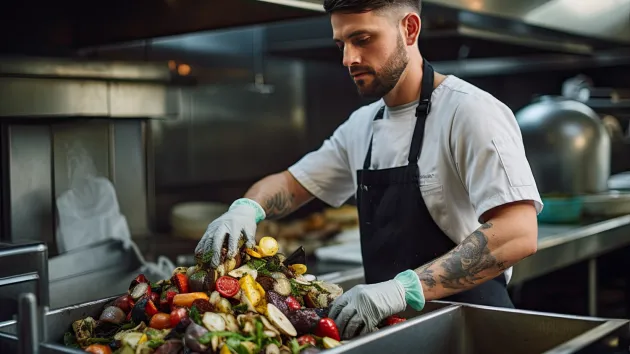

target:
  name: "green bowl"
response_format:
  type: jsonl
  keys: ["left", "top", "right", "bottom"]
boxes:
{"left": 537, "top": 197, "right": 583, "bottom": 224}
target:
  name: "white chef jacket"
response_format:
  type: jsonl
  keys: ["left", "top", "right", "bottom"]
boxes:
{"left": 288, "top": 75, "right": 544, "bottom": 283}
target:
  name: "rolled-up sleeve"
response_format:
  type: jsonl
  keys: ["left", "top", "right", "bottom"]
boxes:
{"left": 288, "top": 118, "right": 356, "bottom": 208}
{"left": 450, "top": 94, "right": 543, "bottom": 222}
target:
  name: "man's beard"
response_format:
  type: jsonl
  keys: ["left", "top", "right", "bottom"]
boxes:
{"left": 351, "top": 35, "right": 409, "bottom": 99}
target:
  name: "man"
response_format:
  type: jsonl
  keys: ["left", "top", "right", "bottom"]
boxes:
{"left": 196, "top": 0, "right": 543, "bottom": 340}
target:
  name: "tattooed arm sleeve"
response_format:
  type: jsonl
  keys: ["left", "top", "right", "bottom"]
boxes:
{"left": 414, "top": 201, "right": 538, "bottom": 301}
{"left": 244, "top": 170, "right": 314, "bottom": 219}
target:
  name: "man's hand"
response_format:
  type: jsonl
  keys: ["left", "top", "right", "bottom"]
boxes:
{"left": 195, "top": 199, "right": 265, "bottom": 268}
{"left": 328, "top": 280, "right": 406, "bottom": 339}
{"left": 328, "top": 270, "right": 424, "bottom": 340}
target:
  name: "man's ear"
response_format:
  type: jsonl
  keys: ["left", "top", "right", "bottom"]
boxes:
{"left": 401, "top": 12, "right": 421, "bottom": 46}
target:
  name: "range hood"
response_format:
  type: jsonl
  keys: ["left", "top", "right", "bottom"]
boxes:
{"left": 259, "top": 0, "right": 630, "bottom": 45}
{"left": 0, "top": 56, "right": 180, "bottom": 118}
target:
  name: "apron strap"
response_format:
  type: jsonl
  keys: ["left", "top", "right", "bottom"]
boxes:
{"left": 362, "top": 58, "right": 435, "bottom": 170}
{"left": 362, "top": 106, "right": 386, "bottom": 170}
{"left": 408, "top": 59, "right": 434, "bottom": 164}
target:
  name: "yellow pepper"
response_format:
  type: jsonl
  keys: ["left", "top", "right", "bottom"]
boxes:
{"left": 239, "top": 274, "right": 268, "bottom": 315}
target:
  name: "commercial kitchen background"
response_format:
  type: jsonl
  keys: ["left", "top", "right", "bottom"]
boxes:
{"left": 1, "top": 0, "right": 630, "bottom": 337}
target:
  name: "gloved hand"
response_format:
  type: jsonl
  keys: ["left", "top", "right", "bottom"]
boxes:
{"left": 328, "top": 270, "right": 425, "bottom": 339}
{"left": 195, "top": 198, "right": 266, "bottom": 268}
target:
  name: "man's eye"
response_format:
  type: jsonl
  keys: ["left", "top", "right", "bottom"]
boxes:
{"left": 355, "top": 37, "right": 371, "bottom": 46}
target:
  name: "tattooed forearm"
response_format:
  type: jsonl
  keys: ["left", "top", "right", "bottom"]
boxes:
{"left": 263, "top": 190, "right": 295, "bottom": 219}
{"left": 415, "top": 222, "right": 507, "bottom": 291}
{"left": 244, "top": 171, "right": 313, "bottom": 220}
{"left": 438, "top": 224, "right": 498, "bottom": 289}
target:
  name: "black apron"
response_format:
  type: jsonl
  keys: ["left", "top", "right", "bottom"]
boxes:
{"left": 356, "top": 59, "right": 514, "bottom": 308}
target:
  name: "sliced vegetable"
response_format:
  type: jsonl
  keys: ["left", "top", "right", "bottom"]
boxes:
{"left": 171, "top": 273, "right": 189, "bottom": 294}
{"left": 209, "top": 291, "right": 221, "bottom": 306}
{"left": 172, "top": 267, "right": 188, "bottom": 275}
{"left": 99, "top": 306, "right": 125, "bottom": 324}
{"left": 258, "top": 236, "right": 279, "bottom": 257}
{"left": 188, "top": 270, "right": 208, "bottom": 293}
{"left": 149, "top": 291, "right": 160, "bottom": 305}
{"left": 149, "top": 313, "right": 172, "bottom": 329}
{"left": 322, "top": 337, "right": 341, "bottom": 349}
{"left": 315, "top": 318, "right": 340, "bottom": 341}
{"left": 303, "top": 274, "right": 317, "bottom": 282}
{"left": 169, "top": 307, "right": 188, "bottom": 328}
{"left": 172, "top": 292, "right": 209, "bottom": 308}
{"left": 288, "top": 264, "right": 307, "bottom": 276}
{"left": 267, "top": 303, "right": 297, "bottom": 337}
{"left": 285, "top": 296, "right": 301, "bottom": 311}
{"left": 273, "top": 278, "right": 292, "bottom": 297}
{"left": 228, "top": 264, "right": 257, "bottom": 279}
{"left": 384, "top": 315, "right": 406, "bottom": 326}
{"left": 112, "top": 294, "right": 134, "bottom": 313}
{"left": 131, "top": 298, "right": 149, "bottom": 324}
{"left": 184, "top": 322, "right": 209, "bottom": 352}
{"left": 216, "top": 276, "right": 240, "bottom": 298}
{"left": 129, "top": 274, "right": 149, "bottom": 291}
{"left": 130, "top": 282, "right": 151, "bottom": 300}
{"left": 84, "top": 344, "right": 112, "bottom": 354}
{"left": 216, "top": 298, "right": 232, "bottom": 314}
{"left": 202, "top": 312, "right": 226, "bottom": 332}
{"left": 245, "top": 248, "right": 262, "bottom": 258}
{"left": 145, "top": 299, "right": 159, "bottom": 317}
{"left": 191, "top": 299, "right": 213, "bottom": 314}
{"left": 297, "top": 335, "right": 316, "bottom": 347}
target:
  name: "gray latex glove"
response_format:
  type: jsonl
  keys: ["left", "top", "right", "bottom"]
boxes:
{"left": 328, "top": 279, "right": 407, "bottom": 339}
{"left": 329, "top": 270, "right": 426, "bottom": 340}
{"left": 195, "top": 198, "right": 266, "bottom": 268}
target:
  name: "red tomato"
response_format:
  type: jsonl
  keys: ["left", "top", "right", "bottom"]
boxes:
{"left": 170, "top": 307, "right": 189, "bottom": 328}
{"left": 285, "top": 296, "right": 301, "bottom": 311}
{"left": 149, "top": 312, "right": 172, "bottom": 329}
{"left": 84, "top": 344, "right": 112, "bottom": 354}
{"left": 216, "top": 276, "right": 240, "bottom": 298}
{"left": 297, "top": 335, "right": 316, "bottom": 347}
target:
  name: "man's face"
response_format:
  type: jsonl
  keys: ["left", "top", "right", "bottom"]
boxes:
{"left": 332, "top": 10, "right": 409, "bottom": 98}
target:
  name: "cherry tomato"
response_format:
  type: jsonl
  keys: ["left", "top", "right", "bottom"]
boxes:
{"left": 170, "top": 307, "right": 188, "bottom": 328}
{"left": 149, "top": 312, "right": 172, "bottom": 329}
{"left": 297, "top": 335, "right": 316, "bottom": 347}
{"left": 285, "top": 296, "right": 301, "bottom": 311}
{"left": 84, "top": 344, "right": 112, "bottom": 354}
{"left": 149, "top": 291, "right": 160, "bottom": 305}
{"left": 216, "top": 276, "right": 240, "bottom": 298}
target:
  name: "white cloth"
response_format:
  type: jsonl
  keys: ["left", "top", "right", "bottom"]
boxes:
{"left": 55, "top": 143, "right": 174, "bottom": 279}
{"left": 288, "top": 75, "right": 544, "bottom": 284}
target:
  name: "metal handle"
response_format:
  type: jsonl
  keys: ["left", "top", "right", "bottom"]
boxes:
{"left": 17, "top": 293, "right": 39, "bottom": 354}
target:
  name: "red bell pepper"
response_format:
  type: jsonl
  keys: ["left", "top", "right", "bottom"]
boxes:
{"left": 314, "top": 318, "right": 340, "bottom": 341}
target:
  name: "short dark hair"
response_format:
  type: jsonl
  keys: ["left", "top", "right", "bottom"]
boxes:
{"left": 323, "top": 0, "right": 421, "bottom": 15}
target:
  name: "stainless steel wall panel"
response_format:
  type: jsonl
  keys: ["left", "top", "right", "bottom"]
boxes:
{"left": 0, "top": 78, "right": 108, "bottom": 117}
{"left": 7, "top": 125, "right": 55, "bottom": 252}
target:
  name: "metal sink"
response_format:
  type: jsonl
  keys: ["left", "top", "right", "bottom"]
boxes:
{"left": 327, "top": 303, "right": 630, "bottom": 354}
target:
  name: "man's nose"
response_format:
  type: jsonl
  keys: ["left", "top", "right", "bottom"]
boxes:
{"left": 342, "top": 46, "right": 360, "bottom": 67}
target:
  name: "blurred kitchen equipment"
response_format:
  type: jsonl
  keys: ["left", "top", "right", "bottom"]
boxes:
{"left": 601, "top": 115, "right": 625, "bottom": 143}
{"left": 516, "top": 96, "right": 611, "bottom": 195}
{"left": 170, "top": 202, "right": 229, "bottom": 239}
{"left": 562, "top": 74, "right": 630, "bottom": 103}
{"left": 582, "top": 191, "right": 630, "bottom": 218}
{"left": 536, "top": 197, "right": 583, "bottom": 224}
{"left": 609, "top": 172, "right": 630, "bottom": 191}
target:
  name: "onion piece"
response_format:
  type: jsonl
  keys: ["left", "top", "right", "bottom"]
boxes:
{"left": 130, "top": 283, "right": 150, "bottom": 300}
{"left": 99, "top": 306, "right": 125, "bottom": 325}
{"left": 202, "top": 312, "right": 226, "bottom": 332}
{"left": 303, "top": 274, "right": 316, "bottom": 282}
{"left": 266, "top": 304, "right": 297, "bottom": 337}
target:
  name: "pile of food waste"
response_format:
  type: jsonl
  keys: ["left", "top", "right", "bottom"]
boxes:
{"left": 64, "top": 237, "right": 346, "bottom": 354}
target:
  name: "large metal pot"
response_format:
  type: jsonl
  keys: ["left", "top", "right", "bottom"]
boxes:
{"left": 516, "top": 96, "right": 610, "bottom": 195}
